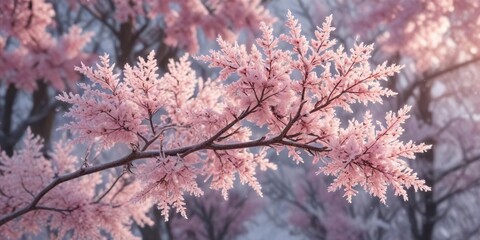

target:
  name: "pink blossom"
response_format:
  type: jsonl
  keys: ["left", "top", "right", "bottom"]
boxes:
{"left": 77, "top": 0, "right": 275, "bottom": 53}
{"left": 0, "top": 0, "right": 92, "bottom": 91}
{"left": 327, "top": 0, "right": 480, "bottom": 71}
{"left": 0, "top": 130, "right": 152, "bottom": 239}
{"left": 57, "top": 11, "right": 428, "bottom": 214}
{"left": 1, "top": 12, "right": 430, "bottom": 238}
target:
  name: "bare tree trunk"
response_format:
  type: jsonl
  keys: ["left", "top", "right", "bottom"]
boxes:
{"left": 1, "top": 85, "right": 18, "bottom": 156}
{"left": 30, "top": 82, "right": 56, "bottom": 154}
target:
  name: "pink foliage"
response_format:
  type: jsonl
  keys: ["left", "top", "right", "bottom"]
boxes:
{"left": 1, "top": 11, "right": 430, "bottom": 238}
{"left": 321, "top": 107, "right": 431, "bottom": 203}
{"left": 0, "top": 130, "right": 152, "bottom": 239}
{"left": 78, "top": 0, "right": 275, "bottom": 53}
{"left": 332, "top": 0, "right": 480, "bottom": 70}
{"left": 0, "top": 0, "right": 54, "bottom": 42}
{"left": 58, "top": 11, "right": 429, "bottom": 218}
{"left": 0, "top": 0, "right": 92, "bottom": 91}
{"left": 133, "top": 155, "right": 203, "bottom": 220}
{"left": 171, "top": 190, "right": 262, "bottom": 240}
{"left": 288, "top": 170, "right": 368, "bottom": 240}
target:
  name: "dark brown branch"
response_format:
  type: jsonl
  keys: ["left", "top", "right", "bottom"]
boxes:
{"left": 34, "top": 206, "right": 77, "bottom": 214}
{"left": 94, "top": 172, "right": 125, "bottom": 203}
{"left": 0, "top": 125, "right": 331, "bottom": 226}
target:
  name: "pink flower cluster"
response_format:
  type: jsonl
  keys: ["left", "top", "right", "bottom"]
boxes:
{"left": 78, "top": 0, "right": 275, "bottom": 52}
{"left": 1, "top": 11, "right": 430, "bottom": 238}
{"left": 339, "top": 0, "right": 480, "bottom": 70}
{"left": 60, "top": 11, "right": 429, "bottom": 217}
{"left": 0, "top": 0, "right": 92, "bottom": 91}
{"left": 0, "top": 130, "right": 152, "bottom": 239}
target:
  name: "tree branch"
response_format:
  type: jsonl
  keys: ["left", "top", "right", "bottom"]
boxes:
{"left": 399, "top": 56, "right": 480, "bottom": 105}
{"left": 0, "top": 126, "right": 330, "bottom": 226}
